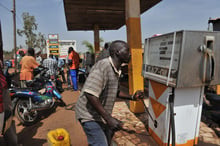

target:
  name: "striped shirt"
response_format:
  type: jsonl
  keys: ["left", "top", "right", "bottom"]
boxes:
{"left": 75, "top": 57, "right": 121, "bottom": 123}
{"left": 43, "top": 58, "right": 57, "bottom": 76}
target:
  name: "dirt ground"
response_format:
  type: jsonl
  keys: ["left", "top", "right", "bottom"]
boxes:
{"left": 0, "top": 85, "right": 88, "bottom": 146}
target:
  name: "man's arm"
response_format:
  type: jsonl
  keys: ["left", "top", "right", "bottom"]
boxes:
{"left": 117, "top": 90, "right": 132, "bottom": 100}
{"left": 84, "top": 92, "right": 122, "bottom": 131}
{"left": 118, "top": 90, "right": 145, "bottom": 101}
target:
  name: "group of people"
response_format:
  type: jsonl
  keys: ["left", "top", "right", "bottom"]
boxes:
{"left": 18, "top": 46, "right": 80, "bottom": 91}
{"left": 0, "top": 40, "right": 145, "bottom": 146}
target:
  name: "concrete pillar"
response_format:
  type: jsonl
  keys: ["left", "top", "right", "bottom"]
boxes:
{"left": 125, "top": 0, "right": 144, "bottom": 113}
{"left": 94, "top": 24, "right": 100, "bottom": 53}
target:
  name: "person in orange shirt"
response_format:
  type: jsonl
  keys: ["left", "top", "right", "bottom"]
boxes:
{"left": 68, "top": 47, "right": 80, "bottom": 91}
{"left": 20, "top": 47, "right": 39, "bottom": 88}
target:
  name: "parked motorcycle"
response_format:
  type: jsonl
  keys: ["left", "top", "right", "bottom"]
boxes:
{"left": 202, "top": 86, "right": 220, "bottom": 136}
{"left": 47, "top": 67, "right": 64, "bottom": 93}
{"left": 5, "top": 65, "right": 65, "bottom": 126}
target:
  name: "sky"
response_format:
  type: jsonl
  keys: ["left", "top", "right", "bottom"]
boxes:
{"left": 0, "top": 0, "right": 220, "bottom": 53}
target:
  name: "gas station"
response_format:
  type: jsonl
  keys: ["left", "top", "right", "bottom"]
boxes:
{"left": 63, "top": 1, "right": 220, "bottom": 146}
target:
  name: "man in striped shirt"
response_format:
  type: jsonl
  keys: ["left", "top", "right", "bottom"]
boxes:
{"left": 75, "top": 40, "right": 144, "bottom": 146}
{"left": 42, "top": 54, "right": 57, "bottom": 77}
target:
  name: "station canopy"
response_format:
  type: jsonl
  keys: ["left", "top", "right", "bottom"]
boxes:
{"left": 63, "top": 0, "right": 161, "bottom": 31}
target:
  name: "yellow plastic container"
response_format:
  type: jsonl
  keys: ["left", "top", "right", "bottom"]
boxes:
{"left": 47, "top": 128, "right": 70, "bottom": 146}
{"left": 129, "top": 100, "right": 145, "bottom": 113}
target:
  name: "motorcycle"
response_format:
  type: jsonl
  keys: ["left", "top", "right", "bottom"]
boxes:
{"left": 202, "top": 86, "right": 220, "bottom": 136}
{"left": 5, "top": 65, "right": 65, "bottom": 126}
{"left": 53, "top": 67, "right": 64, "bottom": 93}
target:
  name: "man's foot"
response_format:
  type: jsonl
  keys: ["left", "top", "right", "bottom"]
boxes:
{"left": 71, "top": 88, "right": 78, "bottom": 92}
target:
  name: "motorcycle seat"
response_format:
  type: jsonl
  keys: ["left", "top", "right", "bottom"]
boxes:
{"left": 26, "top": 80, "right": 34, "bottom": 87}
{"left": 206, "top": 93, "right": 220, "bottom": 103}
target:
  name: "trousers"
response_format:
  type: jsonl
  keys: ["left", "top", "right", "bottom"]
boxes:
{"left": 70, "top": 69, "right": 78, "bottom": 90}
{"left": 80, "top": 121, "right": 114, "bottom": 146}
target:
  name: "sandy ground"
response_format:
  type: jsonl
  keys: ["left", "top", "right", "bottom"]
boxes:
{"left": 0, "top": 85, "right": 88, "bottom": 146}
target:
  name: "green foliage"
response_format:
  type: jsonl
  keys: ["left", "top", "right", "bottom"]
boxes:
{"left": 82, "top": 40, "right": 94, "bottom": 53}
{"left": 17, "top": 12, "right": 46, "bottom": 52}
{"left": 82, "top": 37, "right": 104, "bottom": 53}
{"left": 36, "top": 32, "right": 46, "bottom": 53}
{"left": 3, "top": 50, "right": 13, "bottom": 60}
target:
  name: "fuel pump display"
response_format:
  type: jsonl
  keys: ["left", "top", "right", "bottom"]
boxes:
{"left": 143, "top": 32, "right": 182, "bottom": 86}
{"left": 142, "top": 30, "right": 220, "bottom": 146}
{"left": 143, "top": 30, "right": 220, "bottom": 87}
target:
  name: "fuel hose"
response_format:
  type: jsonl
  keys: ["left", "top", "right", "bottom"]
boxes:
{"left": 167, "top": 88, "right": 176, "bottom": 146}
{"left": 64, "top": 102, "right": 76, "bottom": 111}
{"left": 140, "top": 99, "right": 158, "bottom": 128}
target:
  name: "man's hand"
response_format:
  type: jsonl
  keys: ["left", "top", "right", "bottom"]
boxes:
{"left": 132, "top": 90, "right": 145, "bottom": 101}
{"left": 85, "top": 92, "right": 123, "bottom": 132}
{"left": 106, "top": 116, "right": 123, "bottom": 132}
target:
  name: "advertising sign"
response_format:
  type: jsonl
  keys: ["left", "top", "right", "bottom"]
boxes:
{"left": 48, "top": 34, "right": 58, "bottom": 40}
{"left": 48, "top": 34, "right": 59, "bottom": 56}
{"left": 49, "top": 39, "right": 58, "bottom": 44}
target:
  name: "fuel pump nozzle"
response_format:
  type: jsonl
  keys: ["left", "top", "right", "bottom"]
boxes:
{"left": 199, "top": 36, "right": 215, "bottom": 83}
{"left": 140, "top": 99, "right": 158, "bottom": 128}
{"left": 167, "top": 88, "right": 176, "bottom": 146}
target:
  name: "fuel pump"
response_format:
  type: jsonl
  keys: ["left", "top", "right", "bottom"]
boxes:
{"left": 142, "top": 30, "right": 220, "bottom": 146}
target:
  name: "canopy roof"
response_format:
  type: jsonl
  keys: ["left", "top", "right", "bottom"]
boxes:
{"left": 209, "top": 18, "right": 220, "bottom": 23}
{"left": 63, "top": 0, "right": 161, "bottom": 31}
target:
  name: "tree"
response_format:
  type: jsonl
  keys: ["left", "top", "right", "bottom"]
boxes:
{"left": 17, "top": 12, "right": 46, "bottom": 52}
{"left": 3, "top": 50, "right": 13, "bottom": 60}
{"left": 82, "top": 40, "right": 94, "bottom": 53}
{"left": 36, "top": 32, "right": 46, "bottom": 53}
{"left": 82, "top": 38, "right": 104, "bottom": 53}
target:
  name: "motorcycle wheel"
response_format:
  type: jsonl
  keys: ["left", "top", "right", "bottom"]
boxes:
{"left": 15, "top": 99, "right": 39, "bottom": 126}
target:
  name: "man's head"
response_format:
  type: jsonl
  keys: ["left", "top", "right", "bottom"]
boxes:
{"left": 55, "top": 55, "right": 58, "bottom": 60}
{"left": 104, "top": 42, "right": 111, "bottom": 50}
{"left": 109, "top": 40, "right": 131, "bottom": 64}
{"left": 28, "top": 48, "right": 35, "bottom": 57}
{"left": 68, "top": 47, "right": 74, "bottom": 54}
{"left": 49, "top": 54, "right": 53, "bottom": 58}
{"left": 19, "top": 50, "right": 25, "bottom": 57}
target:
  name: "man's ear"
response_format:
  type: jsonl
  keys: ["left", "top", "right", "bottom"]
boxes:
{"left": 115, "top": 49, "right": 120, "bottom": 56}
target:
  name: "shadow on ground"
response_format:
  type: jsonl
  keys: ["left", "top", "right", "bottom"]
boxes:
{"left": 17, "top": 122, "right": 46, "bottom": 146}
{"left": 198, "top": 141, "right": 220, "bottom": 146}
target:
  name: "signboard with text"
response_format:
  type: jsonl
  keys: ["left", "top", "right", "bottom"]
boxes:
{"left": 48, "top": 34, "right": 59, "bottom": 56}
{"left": 48, "top": 34, "right": 58, "bottom": 40}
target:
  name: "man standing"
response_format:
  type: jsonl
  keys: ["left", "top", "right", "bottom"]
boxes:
{"left": 96, "top": 42, "right": 111, "bottom": 62}
{"left": 0, "top": 21, "right": 20, "bottom": 145}
{"left": 17, "top": 50, "right": 25, "bottom": 72}
{"left": 68, "top": 47, "right": 80, "bottom": 91}
{"left": 66, "top": 48, "right": 72, "bottom": 89}
{"left": 42, "top": 54, "right": 57, "bottom": 78}
{"left": 75, "top": 40, "right": 144, "bottom": 146}
{"left": 55, "top": 55, "right": 66, "bottom": 83}
{"left": 20, "top": 47, "right": 39, "bottom": 87}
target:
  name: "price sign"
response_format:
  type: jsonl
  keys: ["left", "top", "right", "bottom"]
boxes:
{"left": 48, "top": 34, "right": 58, "bottom": 40}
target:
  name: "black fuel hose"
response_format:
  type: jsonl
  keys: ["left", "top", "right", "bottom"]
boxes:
{"left": 140, "top": 99, "right": 158, "bottom": 128}
{"left": 64, "top": 102, "right": 76, "bottom": 111}
{"left": 167, "top": 88, "right": 176, "bottom": 146}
